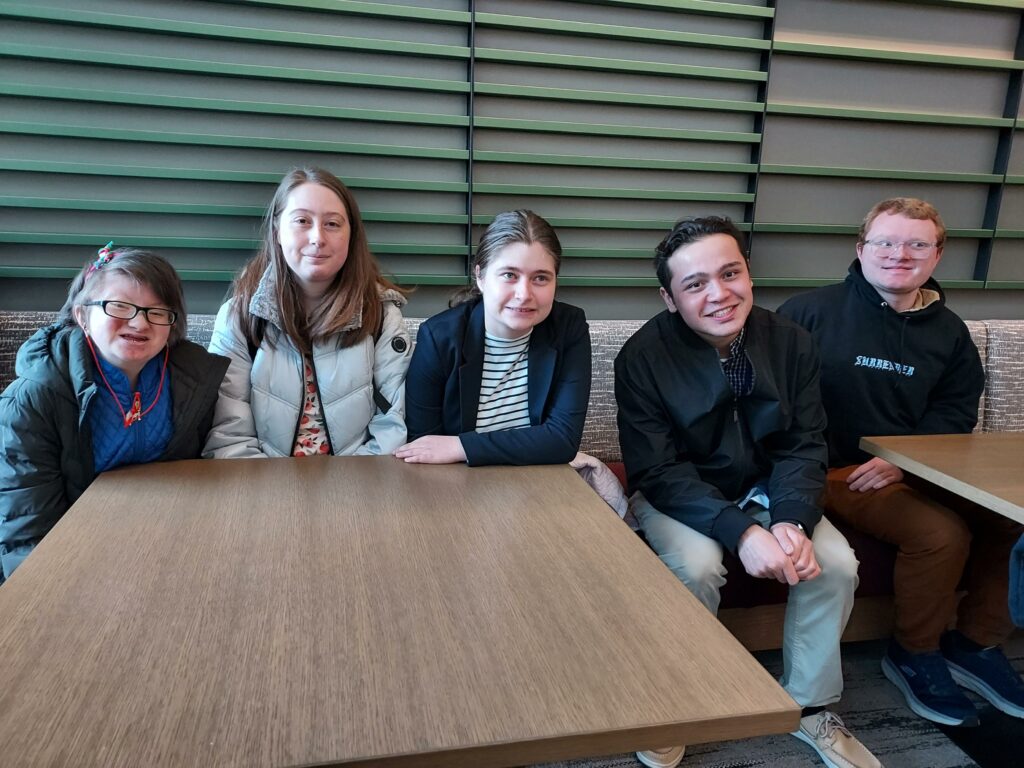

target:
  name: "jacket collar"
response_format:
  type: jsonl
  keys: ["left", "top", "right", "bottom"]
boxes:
{"left": 458, "top": 299, "right": 557, "bottom": 431}
{"left": 160, "top": 341, "right": 230, "bottom": 459}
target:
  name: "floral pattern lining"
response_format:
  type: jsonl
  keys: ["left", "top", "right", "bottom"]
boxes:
{"left": 293, "top": 356, "right": 331, "bottom": 456}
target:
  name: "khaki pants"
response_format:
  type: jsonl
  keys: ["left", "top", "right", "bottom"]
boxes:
{"left": 823, "top": 465, "right": 1022, "bottom": 653}
{"left": 632, "top": 493, "right": 858, "bottom": 709}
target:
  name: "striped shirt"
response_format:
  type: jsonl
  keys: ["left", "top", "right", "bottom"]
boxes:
{"left": 475, "top": 331, "right": 531, "bottom": 433}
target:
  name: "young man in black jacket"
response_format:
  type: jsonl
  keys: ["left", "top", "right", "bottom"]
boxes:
{"left": 779, "top": 197, "right": 1024, "bottom": 729}
{"left": 616, "top": 217, "right": 878, "bottom": 768}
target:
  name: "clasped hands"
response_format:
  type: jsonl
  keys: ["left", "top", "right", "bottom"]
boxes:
{"left": 737, "top": 522, "right": 821, "bottom": 585}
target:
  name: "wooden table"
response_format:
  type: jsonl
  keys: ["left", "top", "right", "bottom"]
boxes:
{"left": 860, "top": 433, "right": 1024, "bottom": 523}
{"left": 0, "top": 458, "right": 798, "bottom": 767}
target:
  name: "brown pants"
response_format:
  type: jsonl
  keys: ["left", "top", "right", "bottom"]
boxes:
{"left": 824, "top": 465, "right": 1022, "bottom": 652}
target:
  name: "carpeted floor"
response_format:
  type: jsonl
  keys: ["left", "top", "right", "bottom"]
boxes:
{"left": 530, "top": 636, "right": 1024, "bottom": 768}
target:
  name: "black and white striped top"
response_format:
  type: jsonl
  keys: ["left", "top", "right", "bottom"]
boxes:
{"left": 475, "top": 331, "right": 531, "bottom": 433}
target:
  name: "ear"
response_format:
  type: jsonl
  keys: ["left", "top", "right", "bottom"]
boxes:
{"left": 659, "top": 286, "right": 678, "bottom": 314}
{"left": 474, "top": 265, "right": 483, "bottom": 292}
{"left": 73, "top": 304, "right": 89, "bottom": 334}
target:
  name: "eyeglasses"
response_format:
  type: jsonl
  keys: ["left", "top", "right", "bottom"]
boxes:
{"left": 863, "top": 239, "right": 939, "bottom": 259}
{"left": 82, "top": 300, "right": 177, "bottom": 326}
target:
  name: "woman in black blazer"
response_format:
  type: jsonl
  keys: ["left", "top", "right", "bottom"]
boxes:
{"left": 395, "top": 210, "right": 591, "bottom": 466}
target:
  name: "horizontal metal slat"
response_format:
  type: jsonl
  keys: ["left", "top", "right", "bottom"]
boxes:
{"left": 1, "top": 83, "right": 468, "bottom": 128}
{"left": 475, "top": 47, "right": 766, "bottom": 82}
{"left": 0, "top": 4, "right": 470, "bottom": 60}
{"left": 474, "top": 12, "right": 769, "bottom": 51}
{"left": 0, "top": 44, "right": 469, "bottom": 93}
{"left": 0, "top": 122, "right": 470, "bottom": 165}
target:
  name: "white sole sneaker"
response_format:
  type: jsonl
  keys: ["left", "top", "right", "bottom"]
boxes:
{"left": 947, "top": 660, "right": 1024, "bottom": 718}
{"left": 636, "top": 745, "right": 685, "bottom": 768}
{"left": 881, "top": 655, "right": 977, "bottom": 726}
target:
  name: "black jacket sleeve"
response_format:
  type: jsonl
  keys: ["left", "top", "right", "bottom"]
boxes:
{"left": 404, "top": 321, "right": 450, "bottom": 443}
{"left": 762, "top": 335, "right": 827, "bottom": 535}
{"left": 460, "top": 311, "right": 591, "bottom": 466}
{"left": 913, "top": 325, "right": 984, "bottom": 435}
{"left": 614, "top": 345, "right": 755, "bottom": 552}
{"left": 0, "top": 381, "right": 71, "bottom": 583}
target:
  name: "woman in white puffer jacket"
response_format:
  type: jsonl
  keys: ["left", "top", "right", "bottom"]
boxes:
{"left": 203, "top": 166, "right": 412, "bottom": 459}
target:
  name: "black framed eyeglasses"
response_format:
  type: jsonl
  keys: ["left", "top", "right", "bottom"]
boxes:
{"left": 82, "top": 300, "right": 177, "bottom": 326}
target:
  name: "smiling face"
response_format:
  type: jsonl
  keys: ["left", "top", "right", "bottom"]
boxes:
{"left": 660, "top": 233, "right": 753, "bottom": 353}
{"left": 857, "top": 211, "right": 942, "bottom": 310}
{"left": 277, "top": 182, "right": 351, "bottom": 301}
{"left": 74, "top": 273, "right": 172, "bottom": 382}
{"left": 475, "top": 241, "right": 557, "bottom": 339}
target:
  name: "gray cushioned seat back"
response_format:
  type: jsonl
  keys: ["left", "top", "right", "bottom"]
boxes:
{"left": 982, "top": 320, "right": 1024, "bottom": 433}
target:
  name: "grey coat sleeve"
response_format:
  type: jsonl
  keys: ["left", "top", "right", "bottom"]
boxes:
{"left": 0, "top": 382, "right": 71, "bottom": 581}
{"left": 202, "top": 301, "right": 268, "bottom": 459}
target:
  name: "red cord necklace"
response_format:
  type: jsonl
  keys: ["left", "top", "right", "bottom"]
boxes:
{"left": 85, "top": 336, "right": 169, "bottom": 428}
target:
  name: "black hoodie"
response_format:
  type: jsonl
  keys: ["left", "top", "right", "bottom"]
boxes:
{"left": 778, "top": 260, "right": 984, "bottom": 468}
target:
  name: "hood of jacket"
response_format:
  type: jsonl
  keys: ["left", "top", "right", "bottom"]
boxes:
{"left": 845, "top": 258, "right": 946, "bottom": 318}
{"left": 13, "top": 324, "right": 96, "bottom": 410}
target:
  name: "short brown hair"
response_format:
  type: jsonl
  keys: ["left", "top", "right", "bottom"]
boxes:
{"left": 231, "top": 166, "right": 406, "bottom": 355}
{"left": 450, "top": 209, "right": 562, "bottom": 307}
{"left": 858, "top": 198, "right": 946, "bottom": 248}
{"left": 59, "top": 248, "right": 188, "bottom": 345}
{"left": 654, "top": 216, "right": 747, "bottom": 293}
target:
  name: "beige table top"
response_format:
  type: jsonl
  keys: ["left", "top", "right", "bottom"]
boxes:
{"left": 860, "top": 433, "right": 1024, "bottom": 524}
{"left": 0, "top": 458, "right": 797, "bottom": 768}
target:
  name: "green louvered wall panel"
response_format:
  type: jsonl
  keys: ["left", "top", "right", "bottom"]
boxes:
{"left": 1, "top": 0, "right": 1023, "bottom": 314}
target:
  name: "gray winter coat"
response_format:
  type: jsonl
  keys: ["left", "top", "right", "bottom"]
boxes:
{"left": 202, "top": 269, "right": 412, "bottom": 458}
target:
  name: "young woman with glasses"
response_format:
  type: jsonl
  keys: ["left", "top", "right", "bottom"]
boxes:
{"left": 0, "top": 246, "right": 229, "bottom": 583}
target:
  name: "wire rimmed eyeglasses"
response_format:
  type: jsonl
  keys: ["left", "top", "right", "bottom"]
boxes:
{"left": 863, "top": 239, "right": 939, "bottom": 259}
{"left": 82, "top": 300, "right": 177, "bottom": 326}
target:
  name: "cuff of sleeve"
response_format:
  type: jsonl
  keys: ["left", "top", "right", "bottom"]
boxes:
{"left": 770, "top": 501, "right": 822, "bottom": 539}
{"left": 458, "top": 431, "right": 481, "bottom": 466}
{"left": 712, "top": 506, "right": 759, "bottom": 554}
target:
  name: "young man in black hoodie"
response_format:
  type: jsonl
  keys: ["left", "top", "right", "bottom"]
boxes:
{"left": 779, "top": 197, "right": 1024, "bottom": 729}
{"left": 616, "top": 217, "right": 878, "bottom": 768}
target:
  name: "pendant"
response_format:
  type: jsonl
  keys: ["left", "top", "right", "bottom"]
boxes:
{"left": 124, "top": 391, "right": 142, "bottom": 427}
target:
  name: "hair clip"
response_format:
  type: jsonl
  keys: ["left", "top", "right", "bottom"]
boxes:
{"left": 86, "top": 241, "right": 116, "bottom": 277}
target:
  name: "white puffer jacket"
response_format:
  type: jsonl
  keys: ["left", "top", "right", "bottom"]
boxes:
{"left": 203, "top": 268, "right": 412, "bottom": 458}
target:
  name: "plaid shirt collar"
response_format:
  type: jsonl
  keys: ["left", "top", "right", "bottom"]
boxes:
{"left": 720, "top": 327, "right": 754, "bottom": 397}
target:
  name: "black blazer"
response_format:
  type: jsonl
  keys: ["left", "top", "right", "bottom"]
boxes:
{"left": 405, "top": 298, "right": 591, "bottom": 466}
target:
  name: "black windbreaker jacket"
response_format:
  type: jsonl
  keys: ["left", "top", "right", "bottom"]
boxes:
{"left": 778, "top": 260, "right": 984, "bottom": 468}
{"left": 614, "top": 306, "right": 827, "bottom": 553}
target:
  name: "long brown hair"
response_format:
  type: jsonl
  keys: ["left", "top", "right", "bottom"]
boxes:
{"left": 450, "top": 209, "right": 562, "bottom": 307}
{"left": 231, "top": 167, "right": 405, "bottom": 355}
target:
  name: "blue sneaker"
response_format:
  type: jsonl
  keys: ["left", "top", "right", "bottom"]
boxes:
{"left": 881, "top": 640, "right": 979, "bottom": 727}
{"left": 941, "top": 630, "right": 1024, "bottom": 718}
